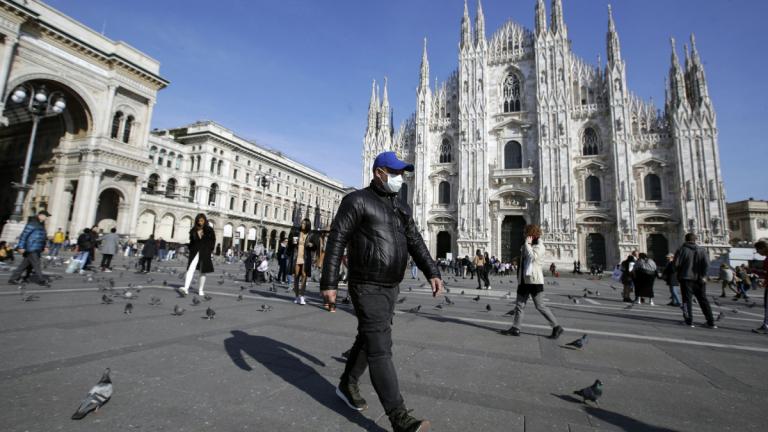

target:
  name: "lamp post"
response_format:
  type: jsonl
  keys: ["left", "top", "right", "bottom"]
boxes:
{"left": 7, "top": 83, "right": 66, "bottom": 221}
{"left": 258, "top": 173, "right": 273, "bottom": 247}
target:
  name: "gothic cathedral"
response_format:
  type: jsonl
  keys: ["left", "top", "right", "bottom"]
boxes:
{"left": 362, "top": 0, "right": 729, "bottom": 267}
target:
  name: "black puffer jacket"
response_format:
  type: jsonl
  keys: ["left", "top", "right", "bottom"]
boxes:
{"left": 320, "top": 181, "right": 440, "bottom": 290}
{"left": 674, "top": 242, "right": 709, "bottom": 282}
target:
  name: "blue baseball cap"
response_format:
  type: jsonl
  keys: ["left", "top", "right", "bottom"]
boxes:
{"left": 373, "top": 151, "right": 414, "bottom": 172}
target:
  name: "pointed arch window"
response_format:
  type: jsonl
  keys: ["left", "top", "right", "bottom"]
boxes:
{"left": 122, "top": 115, "right": 134, "bottom": 143}
{"left": 110, "top": 111, "right": 123, "bottom": 139}
{"left": 504, "top": 141, "right": 522, "bottom": 169}
{"left": 439, "top": 138, "right": 452, "bottom": 163}
{"left": 502, "top": 74, "right": 522, "bottom": 113}
{"left": 242, "top": 200, "right": 248, "bottom": 213}
{"left": 644, "top": 174, "right": 662, "bottom": 201}
{"left": 229, "top": 197, "right": 235, "bottom": 210}
{"left": 585, "top": 176, "right": 601, "bottom": 202}
{"left": 438, "top": 181, "right": 451, "bottom": 205}
{"left": 582, "top": 127, "right": 600, "bottom": 156}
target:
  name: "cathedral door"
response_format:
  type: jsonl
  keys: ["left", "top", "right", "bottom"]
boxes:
{"left": 646, "top": 233, "right": 669, "bottom": 266}
{"left": 501, "top": 216, "right": 526, "bottom": 263}
{"left": 436, "top": 231, "right": 451, "bottom": 259}
{"left": 586, "top": 233, "right": 607, "bottom": 268}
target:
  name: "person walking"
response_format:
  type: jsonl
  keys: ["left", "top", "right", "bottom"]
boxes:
{"left": 473, "top": 249, "right": 490, "bottom": 290}
{"left": 158, "top": 237, "right": 168, "bottom": 261}
{"left": 410, "top": 258, "right": 418, "bottom": 280}
{"left": 661, "top": 253, "right": 682, "bottom": 307}
{"left": 139, "top": 235, "right": 157, "bottom": 273}
{"left": 178, "top": 213, "right": 215, "bottom": 297}
{"left": 51, "top": 227, "right": 65, "bottom": 257}
{"left": 719, "top": 264, "right": 738, "bottom": 298}
{"left": 320, "top": 151, "right": 442, "bottom": 432}
{"left": 674, "top": 233, "right": 716, "bottom": 328}
{"left": 8, "top": 210, "right": 51, "bottom": 286}
{"left": 501, "top": 224, "right": 564, "bottom": 339}
{"left": 631, "top": 253, "right": 657, "bottom": 305}
{"left": 751, "top": 241, "right": 768, "bottom": 334}
{"left": 620, "top": 251, "right": 638, "bottom": 302}
{"left": 76, "top": 228, "right": 94, "bottom": 272}
{"left": 87, "top": 226, "right": 99, "bottom": 270}
{"left": 99, "top": 228, "right": 120, "bottom": 272}
{"left": 287, "top": 218, "right": 317, "bottom": 305}
{"left": 276, "top": 238, "right": 289, "bottom": 283}
{"left": 734, "top": 265, "right": 751, "bottom": 300}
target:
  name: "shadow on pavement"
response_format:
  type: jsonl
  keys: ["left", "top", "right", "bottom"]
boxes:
{"left": 223, "top": 330, "right": 386, "bottom": 431}
{"left": 585, "top": 406, "right": 680, "bottom": 432}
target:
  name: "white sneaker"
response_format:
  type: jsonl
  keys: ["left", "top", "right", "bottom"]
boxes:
{"left": 487, "top": 286, "right": 492, "bottom": 290}
{"left": 299, "top": 296, "right": 306, "bottom": 305}
{"left": 649, "top": 299, "right": 655, "bottom": 306}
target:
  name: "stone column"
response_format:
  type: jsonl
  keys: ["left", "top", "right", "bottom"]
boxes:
{"left": 127, "top": 178, "right": 143, "bottom": 238}
{"left": 0, "top": 35, "right": 18, "bottom": 119}
{"left": 70, "top": 170, "right": 95, "bottom": 233}
{"left": 84, "top": 170, "right": 104, "bottom": 227}
{"left": 101, "top": 85, "right": 117, "bottom": 136}
{"left": 47, "top": 168, "right": 70, "bottom": 236}
{"left": 116, "top": 202, "right": 131, "bottom": 234}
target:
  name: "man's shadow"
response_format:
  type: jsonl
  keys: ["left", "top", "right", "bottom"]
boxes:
{"left": 223, "top": 330, "right": 386, "bottom": 431}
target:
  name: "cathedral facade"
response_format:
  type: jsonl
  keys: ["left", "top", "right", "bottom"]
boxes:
{"left": 362, "top": 0, "right": 729, "bottom": 267}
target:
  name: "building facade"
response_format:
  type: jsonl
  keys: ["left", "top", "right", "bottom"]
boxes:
{"left": 0, "top": 0, "right": 345, "bottom": 248}
{"left": 363, "top": 0, "right": 729, "bottom": 266}
{"left": 727, "top": 200, "right": 768, "bottom": 246}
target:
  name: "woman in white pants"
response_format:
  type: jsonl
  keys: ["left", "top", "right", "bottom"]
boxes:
{"left": 178, "top": 213, "right": 216, "bottom": 296}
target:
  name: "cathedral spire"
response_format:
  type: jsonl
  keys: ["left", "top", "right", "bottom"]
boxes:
{"left": 535, "top": 0, "right": 547, "bottom": 36}
{"left": 606, "top": 4, "right": 621, "bottom": 65}
{"left": 367, "top": 79, "right": 378, "bottom": 134}
{"left": 460, "top": 0, "right": 472, "bottom": 50}
{"left": 550, "top": 0, "right": 567, "bottom": 36}
{"left": 668, "top": 38, "right": 688, "bottom": 109}
{"left": 381, "top": 76, "right": 390, "bottom": 110}
{"left": 474, "top": 0, "right": 486, "bottom": 46}
{"left": 688, "top": 33, "right": 710, "bottom": 107}
{"left": 419, "top": 37, "right": 430, "bottom": 93}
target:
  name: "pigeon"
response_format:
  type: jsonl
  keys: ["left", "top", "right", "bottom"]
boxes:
{"left": 407, "top": 305, "right": 421, "bottom": 313}
{"left": 397, "top": 297, "right": 407, "bottom": 304}
{"left": 71, "top": 368, "right": 113, "bottom": 420}
{"left": 341, "top": 348, "right": 351, "bottom": 359}
{"left": 101, "top": 295, "right": 113, "bottom": 305}
{"left": 21, "top": 294, "right": 40, "bottom": 302}
{"left": 461, "top": 290, "right": 465, "bottom": 295}
{"left": 747, "top": 302, "right": 757, "bottom": 308}
{"left": 123, "top": 303, "right": 133, "bottom": 314}
{"left": 445, "top": 287, "right": 450, "bottom": 293}
{"left": 191, "top": 296, "right": 201, "bottom": 306}
{"left": 172, "top": 305, "right": 185, "bottom": 316}
{"left": 217, "top": 280, "right": 224, "bottom": 286}
{"left": 610, "top": 285, "right": 617, "bottom": 291}
{"left": 444, "top": 296, "right": 454, "bottom": 305}
{"left": 162, "top": 280, "right": 168, "bottom": 286}
{"left": 240, "top": 286, "right": 247, "bottom": 291}
{"left": 237, "top": 294, "right": 243, "bottom": 301}
{"left": 574, "top": 380, "right": 603, "bottom": 405}
{"left": 203, "top": 294, "right": 213, "bottom": 301}
{"left": 486, "top": 304, "right": 492, "bottom": 312}
{"left": 206, "top": 307, "right": 216, "bottom": 320}
{"left": 434, "top": 304, "right": 443, "bottom": 310}
{"left": 408, "top": 287, "right": 413, "bottom": 292}
{"left": 572, "top": 298, "right": 580, "bottom": 304}
{"left": 148, "top": 296, "right": 162, "bottom": 306}
{"left": 473, "top": 295, "right": 480, "bottom": 302}
{"left": 595, "top": 290, "right": 600, "bottom": 297}
{"left": 259, "top": 304, "right": 273, "bottom": 312}
{"left": 716, "top": 311, "right": 724, "bottom": 322}
{"left": 566, "top": 334, "right": 588, "bottom": 349}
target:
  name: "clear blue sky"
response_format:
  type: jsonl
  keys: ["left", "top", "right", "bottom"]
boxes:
{"left": 46, "top": 0, "right": 767, "bottom": 199}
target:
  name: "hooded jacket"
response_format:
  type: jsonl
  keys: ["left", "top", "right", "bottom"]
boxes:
{"left": 674, "top": 242, "right": 709, "bottom": 282}
{"left": 320, "top": 180, "right": 440, "bottom": 290}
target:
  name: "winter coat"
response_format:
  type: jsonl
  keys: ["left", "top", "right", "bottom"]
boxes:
{"left": 662, "top": 261, "right": 678, "bottom": 287}
{"left": 77, "top": 232, "right": 93, "bottom": 251}
{"left": 17, "top": 220, "right": 47, "bottom": 252}
{"left": 632, "top": 258, "right": 657, "bottom": 297}
{"left": 286, "top": 229, "right": 319, "bottom": 277}
{"left": 141, "top": 239, "right": 157, "bottom": 258}
{"left": 188, "top": 225, "right": 215, "bottom": 274}
{"left": 518, "top": 240, "right": 546, "bottom": 285}
{"left": 99, "top": 233, "right": 121, "bottom": 255}
{"left": 320, "top": 180, "right": 440, "bottom": 290}
{"left": 674, "top": 242, "right": 709, "bottom": 282}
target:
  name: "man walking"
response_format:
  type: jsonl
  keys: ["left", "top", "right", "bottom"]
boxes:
{"left": 674, "top": 233, "right": 716, "bottom": 328}
{"left": 8, "top": 210, "right": 51, "bottom": 286}
{"left": 51, "top": 227, "right": 65, "bottom": 257}
{"left": 321, "top": 151, "right": 442, "bottom": 432}
{"left": 99, "top": 228, "right": 120, "bottom": 272}
{"left": 158, "top": 237, "right": 168, "bottom": 261}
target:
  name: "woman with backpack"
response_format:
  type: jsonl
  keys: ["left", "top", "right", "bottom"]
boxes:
{"left": 631, "top": 253, "right": 657, "bottom": 305}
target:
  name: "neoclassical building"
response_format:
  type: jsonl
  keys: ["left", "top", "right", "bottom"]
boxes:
{"left": 0, "top": 0, "right": 345, "bottom": 248}
{"left": 363, "top": 0, "right": 729, "bottom": 267}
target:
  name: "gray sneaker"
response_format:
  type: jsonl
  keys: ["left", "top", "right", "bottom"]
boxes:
{"left": 389, "top": 407, "right": 430, "bottom": 432}
{"left": 336, "top": 381, "right": 367, "bottom": 411}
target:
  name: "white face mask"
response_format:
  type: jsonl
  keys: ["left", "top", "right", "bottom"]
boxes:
{"left": 384, "top": 173, "right": 403, "bottom": 193}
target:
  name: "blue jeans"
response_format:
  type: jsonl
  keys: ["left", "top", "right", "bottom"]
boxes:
{"left": 410, "top": 265, "right": 418, "bottom": 279}
{"left": 668, "top": 284, "right": 681, "bottom": 305}
{"left": 50, "top": 243, "right": 61, "bottom": 256}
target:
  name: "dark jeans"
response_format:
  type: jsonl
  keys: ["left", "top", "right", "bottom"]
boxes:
{"left": 85, "top": 248, "right": 95, "bottom": 268}
{"left": 680, "top": 279, "right": 714, "bottom": 325}
{"left": 100, "top": 254, "right": 113, "bottom": 269}
{"left": 476, "top": 268, "right": 490, "bottom": 289}
{"left": 140, "top": 256, "right": 153, "bottom": 272}
{"left": 10, "top": 251, "right": 43, "bottom": 283}
{"left": 277, "top": 260, "right": 287, "bottom": 282}
{"left": 341, "top": 282, "right": 404, "bottom": 415}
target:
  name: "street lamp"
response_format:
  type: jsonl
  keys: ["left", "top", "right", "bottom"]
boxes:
{"left": 8, "top": 83, "right": 66, "bottom": 221}
{"left": 258, "top": 173, "right": 273, "bottom": 248}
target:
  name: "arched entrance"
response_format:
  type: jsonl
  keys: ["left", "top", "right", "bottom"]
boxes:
{"left": 95, "top": 188, "right": 122, "bottom": 232}
{"left": 157, "top": 213, "right": 175, "bottom": 241}
{"left": 501, "top": 216, "right": 526, "bottom": 263}
{"left": 436, "top": 231, "right": 451, "bottom": 259}
{"left": 0, "top": 78, "right": 91, "bottom": 224}
{"left": 646, "top": 233, "right": 669, "bottom": 266}
{"left": 586, "top": 233, "right": 607, "bottom": 268}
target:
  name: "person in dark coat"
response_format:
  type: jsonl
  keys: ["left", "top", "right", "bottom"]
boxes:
{"left": 631, "top": 253, "right": 657, "bottom": 305}
{"left": 244, "top": 250, "right": 258, "bottom": 282}
{"left": 178, "top": 213, "right": 215, "bottom": 296}
{"left": 661, "top": 253, "right": 682, "bottom": 306}
{"left": 277, "top": 238, "right": 288, "bottom": 283}
{"left": 139, "top": 234, "right": 157, "bottom": 273}
{"left": 286, "top": 218, "right": 318, "bottom": 305}
{"left": 674, "top": 232, "right": 716, "bottom": 328}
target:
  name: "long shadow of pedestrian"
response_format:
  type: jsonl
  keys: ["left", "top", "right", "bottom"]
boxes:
{"left": 584, "top": 406, "right": 680, "bottom": 432}
{"left": 223, "top": 330, "right": 386, "bottom": 431}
